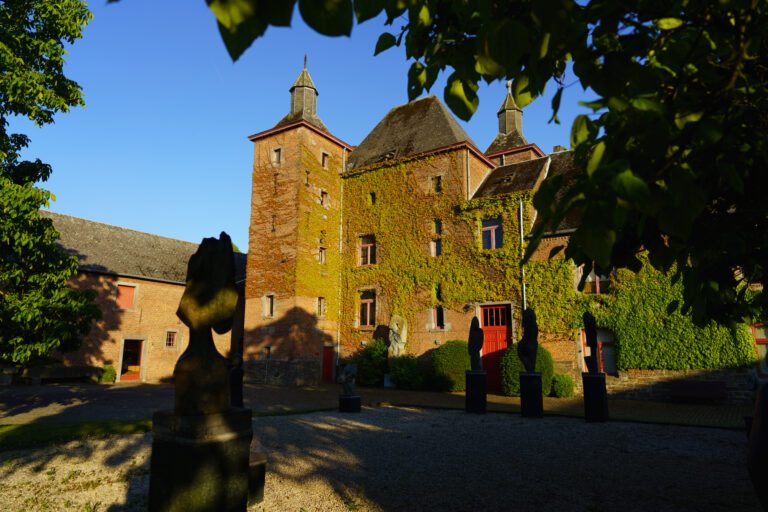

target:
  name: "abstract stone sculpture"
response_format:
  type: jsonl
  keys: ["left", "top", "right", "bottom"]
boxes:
{"left": 468, "top": 317, "right": 484, "bottom": 372}
{"left": 338, "top": 362, "right": 358, "bottom": 396}
{"left": 583, "top": 311, "right": 599, "bottom": 374}
{"left": 517, "top": 308, "right": 538, "bottom": 373}
{"left": 388, "top": 315, "right": 407, "bottom": 358}
{"left": 149, "top": 233, "right": 256, "bottom": 512}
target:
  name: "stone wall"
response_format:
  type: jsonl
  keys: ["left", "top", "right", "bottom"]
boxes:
{"left": 244, "top": 359, "right": 321, "bottom": 386}
{"left": 570, "top": 367, "right": 755, "bottom": 405}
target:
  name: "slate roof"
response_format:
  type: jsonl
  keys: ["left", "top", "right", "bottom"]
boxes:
{"left": 274, "top": 111, "right": 328, "bottom": 132}
{"left": 473, "top": 157, "right": 549, "bottom": 198}
{"left": 42, "top": 211, "right": 247, "bottom": 284}
{"left": 347, "top": 96, "right": 476, "bottom": 170}
{"left": 485, "top": 130, "right": 528, "bottom": 155}
{"left": 533, "top": 150, "right": 582, "bottom": 233}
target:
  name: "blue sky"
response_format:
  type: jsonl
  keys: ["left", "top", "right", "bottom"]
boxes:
{"left": 13, "top": 0, "right": 592, "bottom": 251}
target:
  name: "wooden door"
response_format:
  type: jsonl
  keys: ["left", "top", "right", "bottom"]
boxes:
{"left": 481, "top": 305, "right": 510, "bottom": 391}
{"left": 322, "top": 346, "right": 335, "bottom": 384}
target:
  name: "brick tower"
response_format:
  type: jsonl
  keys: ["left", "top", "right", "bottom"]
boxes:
{"left": 243, "top": 63, "right": 351, "bottom": 384}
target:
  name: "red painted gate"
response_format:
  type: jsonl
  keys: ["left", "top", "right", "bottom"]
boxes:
{"left": 481, "top": 305, "right": 510, "bottom": 391}
{"left": 322, "top": 346, "right": 335, "bottom": 384}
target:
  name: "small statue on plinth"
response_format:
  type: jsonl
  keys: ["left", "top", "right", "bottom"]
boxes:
{"left": 583, "top": 311, "right": 599, "bottom": 374}
{"left": 338, "top": 362, "right": 361, "bottom": 412}
{"left": 468, "top": 317, "right": 484, "bottom": 372}
{"left": 388, "top": 315, "right": 407, "bottom": 358}
{"left": 517, "top": 308, "right": 538, "bottom": 373}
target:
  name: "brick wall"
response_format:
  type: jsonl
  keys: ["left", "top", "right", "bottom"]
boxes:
{"left": 66, "top": 272, "right": 231, "bottom": 382}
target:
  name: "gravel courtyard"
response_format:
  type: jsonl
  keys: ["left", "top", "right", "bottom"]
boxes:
{"left": 0, "top": 406, "right": 760, "bottom": 511}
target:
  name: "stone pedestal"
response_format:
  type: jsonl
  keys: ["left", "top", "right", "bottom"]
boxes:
{"left": 582, "top": 372, "right": 609, "bottom": 422}
{"left": 520, "top": 372, "right": 543, "bottom": 418}
{"left": 465, "top": 371, "right": 487, "bottom": 414}
{"left": 248, "top": 452, "right": 267, "bottom": 506}
{"left": 149, "top": 407, "right": 253, "bottom": 512}
{"left": 383, "top": 373, "right": 395, "bottom": 388}
{"left": 748, "top": 383, "right": 768, "bottom": 510}
{"left": 339, "top": 395, "right": 361, "bottom": 413}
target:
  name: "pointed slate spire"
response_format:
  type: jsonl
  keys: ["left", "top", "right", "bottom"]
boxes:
{"left": 290, "top": 56, "right": 318, "bottom": 118}
{"left": 498, "top": 80, "right": 524, "bottom": 138}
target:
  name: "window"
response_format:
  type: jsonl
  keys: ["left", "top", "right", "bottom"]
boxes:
{"left": 580, "top": 328, "right": 617, "bottom": 374}
{"left": 360, "top": 235, "right": 376, "bottom": 265}
{"left": 321, "top": 152, "right": 330, "bottom": 169}
{"left": 433, "top": 306, "right": 445, "bottom": 330}
{"left": 165, "top": 331, "right": 178, "bottom": 348}
{"left": 753, "top": 324, "right": 768, "bottom": 375}
{"left": 318, "top": 246, "right": 326, "bottom": 264}
{"left": 481, "top": 218, "right": 503, "bottom": 250}
{"left": 583, "top": 266, "right": 612, "bottom": 294}
{"left": 430, "top": 239, "right": 442, "bottom": 257}
{"left": 359, "top": 290, "right": 376, "bottom": 327}
{"left": 431, "top": 175, "right": 443, "bottom": 193}
{"left": 320, "top": 190, "right": 329, "bottom": 206}
{"left": 317, "top": 297, "right": 327, "bottom": 318}
{"left": 116, "top": 284, "right": 136, "bottom": 309}
{"left": 271, "top": 214, "right": 277, "bottom": 233}
{"left": 263, "top": 294, "right": 276, "bottom": 318}
{"left": 368, "top": 192, "right": 376, "bottom": 205}
{"left": 272, "top": 147, "right": 282, "bottom": 164}
{"left": 433, "top": 219, "right": 442, "bottom": 235}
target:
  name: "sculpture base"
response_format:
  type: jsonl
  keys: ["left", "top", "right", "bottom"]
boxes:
{"left": 582, "top": 373, "right": 609, "bottom": 422}
{"left": 465, "top": 371, "right": 487, "bottom": 414}
{"left": 748, "top": 383, "right": 768, "bottom": 510}
{"left": 248, "top": 452, "right": 267, "bottom": 506}
{"left": 383, "top": 373, "right": 395, "bottom": 388}
{"left": 149, "top": 408, "right": 253, "bottom": 512}
{"left": 339, "top": 395, "right": 361, "bottom": 413}
{"left": 520, "top": 372, "right": 543, "bottom": 418}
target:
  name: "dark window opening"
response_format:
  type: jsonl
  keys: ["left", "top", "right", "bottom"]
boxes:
{"left": 481, "top": 218, "right": 503, "bottom": 249}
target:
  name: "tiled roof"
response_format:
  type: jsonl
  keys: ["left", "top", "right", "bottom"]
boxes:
{"left": 347, "top": 96, "right": 476, "bottom": 170}
{"left": 42, "top": 211, "right": 247, "bottom": 284}
{"left": 473, "top": 157, "right": 548, "bottom": 198}
{"left": 533, "top": 150, "right": 582, "bottom": 233}
{"left": 485, "top": 130, "right": 528, "bottom": 155}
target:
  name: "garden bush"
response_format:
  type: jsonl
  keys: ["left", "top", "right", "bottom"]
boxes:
{"left": 500, "top": 345, "right": 554, "bottom": 397}
{"left": 551, "top": 373, "right": 575, "bottom": 398}
{"left": 389, "top": 355, "right": 423, "bottom": 390}
{"left": 352, "top": 338, "right": 388, "bottom": 387}
{"left": 430, "top": 340, "right": 470, "bottom": 392}
{"left": 99, "top": 364, "right": 116, "bottom": 384}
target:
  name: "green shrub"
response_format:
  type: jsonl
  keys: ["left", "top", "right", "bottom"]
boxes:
{"left": 352, "top": 339, "right": 388, "bottom": 387}
{"left": 551, "top": 373, "right": 575, "bottom": 398}
{"left": 430, "top": 340, "right": 470, "bottom": 392}
{"left": 500, "top": 345, "right": 554, "bottom": 397}
{"left": 389, "top": 355, "right": 423, "bottom": 390}
{"left": 99, "top": 364, "right": 116, "bottom": 384}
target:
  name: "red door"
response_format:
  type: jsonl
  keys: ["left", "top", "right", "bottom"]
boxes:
{"left": 322, "top": 346, "right": 335, "bottom": 384}
{"left": 481, "top": 305, "right": 510, "bottom": 392}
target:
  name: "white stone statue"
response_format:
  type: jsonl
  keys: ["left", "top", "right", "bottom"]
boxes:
{"left": 388, "top": 314, "right": 407, "bottom": 358}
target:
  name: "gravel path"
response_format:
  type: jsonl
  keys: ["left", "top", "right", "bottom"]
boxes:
{"left": 0, "top": 407, "right": 760, "bottom": 511}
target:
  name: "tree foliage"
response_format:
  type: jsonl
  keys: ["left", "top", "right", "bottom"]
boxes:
{"left": 201, "top": 0, "right": 768, "bottom": 324}
{"left": 0, "top": 0, "right": 98, "bottom": 364}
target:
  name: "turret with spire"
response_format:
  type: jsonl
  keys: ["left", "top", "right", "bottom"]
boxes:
{"left": 275, "top": 56, "right": 328, "bottom": 131}
{"left": 485, "top": 80, "right": 528, "bottom": 156}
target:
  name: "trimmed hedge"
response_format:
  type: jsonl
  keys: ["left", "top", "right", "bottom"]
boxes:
{"left": 500, "top": 345, "right": 554, "bottom": 397}
{"left": 389, "top": 355, "right": 423, "bottom": 390}
{"left": 430, "top": 340, "right": 470, "bottom": 392}
{"left": 551, "top": 373, "right": 575, "bottom": 398}
{"left": 352, "top": 338, "right": 388, "bottom": 387}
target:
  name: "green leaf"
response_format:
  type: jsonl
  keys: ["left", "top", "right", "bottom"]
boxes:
{"left": 474, "top": 55, "right": 503, "bottom": 77}
{"left": 299, "top": 0, "right": 353, "bottom": 37}
{"left": 374, "top": 32, "right": 397, "bottom": 55}
{"left": 443, "top": 73, "right": 479, "bottom": 121}
{"left": 586, "top": 141, "right": 605, "bottom": 176}
{"left": 354, "top": 0, "right": 383, "bottom": 23}
{"left": 674, "top": 111, "right": 703, "bottom": 129}
{"left": 407, "top": 62, "right": 427, "bottom": 100}
{"left": 570, "top": 115, "right": 590, "bottom": 147}
{"left": 216, "top": 19, "right": 268, "bottom": 61}
{"left": 417, "top": 4, "right": 431, "bottom": 26}
{"left": 611, "top": 167, "right": 650, "bottom": 203}
{"left": 549, "top": 87, "right": 563, "bottom": 124}
{"left": 572, "top": 226, "right": 616, "bottom": 269}
{"left": 207, "top": 0, "right": 258, "bottom": 31}
{"left": 539, "top": 32, "right": 551, "bottom": 59}
{"left": 512, "top": 74, "right": 535, "bottom": 108}
{"left": 657, "top": 18, "right": 684, "bottom": 30}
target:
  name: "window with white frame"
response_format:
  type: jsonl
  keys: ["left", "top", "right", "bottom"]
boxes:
{"left": 317, "top": 297, "right": 327, "bottom": 318}
{"left": 359, "top": 235, "right": 376, "bottom": 265}
{"left": 165, "top": 330, "right": 178, "bottom": 349}
{"left": 481, "top": 218, "right": 503, "bottom": 250}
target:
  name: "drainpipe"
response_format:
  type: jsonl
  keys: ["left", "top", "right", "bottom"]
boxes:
{"left": 519, "top": 200, "right": 527, "bottom": 310}
{"left": 335, "top": 148, "right": 346, "bottom": 376}
{"left": 465, "top": 149, "right": 470, "bottom": 199}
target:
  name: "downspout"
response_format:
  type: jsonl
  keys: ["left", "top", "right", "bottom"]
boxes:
{"left": 465, "top": 148, "right": 470, "bottom": 199}
{"left": 519, "top": 200, "right": 527, "bottom": 310}
{"left": 336, "top": 148, "right": 346, "bottom": 374}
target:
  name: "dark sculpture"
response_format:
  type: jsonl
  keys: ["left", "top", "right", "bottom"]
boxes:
{"left": 517, "top": 308, "right": 538, "bottom": 373}
{"left": 338, "top": 362, "right": 358, "bottom": 396}
{"left": 583, "top": 311, "right": 599, "bottom": 374}
{"left": 468, "top": 317, "right": 484, "bottom": 372}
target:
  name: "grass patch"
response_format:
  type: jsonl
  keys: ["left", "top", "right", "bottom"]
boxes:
{"left": 0, "top": 420, "right": 152, "bottom": 451}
